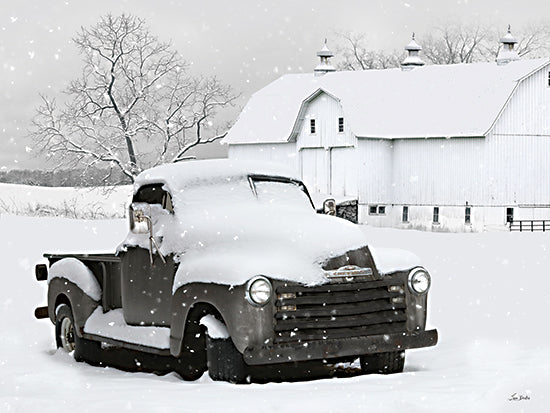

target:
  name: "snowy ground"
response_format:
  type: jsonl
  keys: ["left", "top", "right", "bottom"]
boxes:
{"left": 1, "top": 186, "right": 549, "bottom": 412}
{"left": 0, "top": 183, "right": 131, "bottom": 218}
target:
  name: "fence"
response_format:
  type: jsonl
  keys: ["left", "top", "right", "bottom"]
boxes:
{"left": 509, "top": 220, "right": 550, "bottom": 232}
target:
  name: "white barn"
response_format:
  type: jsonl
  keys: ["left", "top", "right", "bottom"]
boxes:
{"left": 223, "top": 32, "right": 550, "bottom": 232}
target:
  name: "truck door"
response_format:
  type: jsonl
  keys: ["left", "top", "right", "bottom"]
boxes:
{"left": 120, "top": 184, "right": 177, "bottom": 327}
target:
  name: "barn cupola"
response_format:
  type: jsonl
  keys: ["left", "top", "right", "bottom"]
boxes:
{"left": 496, "top": 25, "right": 520, "bottom": 65}
{"left": 401, "top": 33, "right": 425, "bottom": 71}
{"left": 314, "top": 39, "right": 336, "bottom": 76}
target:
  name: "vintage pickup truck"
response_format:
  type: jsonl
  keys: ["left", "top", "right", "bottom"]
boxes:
{"left": 34, "top": 160, "right": 437, "bottom": 383}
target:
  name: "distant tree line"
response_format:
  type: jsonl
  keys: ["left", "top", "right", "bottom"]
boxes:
{"left": 0, "top": 167, "right": 132, "bottom": 187}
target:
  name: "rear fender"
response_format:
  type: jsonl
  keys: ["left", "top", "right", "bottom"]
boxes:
{"left": 47, "top": 278, "right": 100, "bottom": 336}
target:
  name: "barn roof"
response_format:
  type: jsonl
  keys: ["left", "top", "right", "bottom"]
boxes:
{"left": 223, "top": 58, "right": 550, "bottom": 144}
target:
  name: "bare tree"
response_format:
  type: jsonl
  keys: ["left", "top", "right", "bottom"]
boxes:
{"left": 421, "top": 23, "right": 488, "bottom": 64}
{"left": 482, "top": 22, "right": 550, "bottom": 60}
{"left": 30, "top": 14, "right": 237, "bottom": 183}
{"left": 336, "top": 21, "right": 550, "bottom": 71}
{"left": 335, "top": 32, "right": 403, "bottom": 71}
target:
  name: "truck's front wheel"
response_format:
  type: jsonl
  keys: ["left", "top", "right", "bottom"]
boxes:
{"left": 55, "top": 304, "right": 76, "bottom": 352}
{"left": 360, "top": 351, "right": 405, "bottom": 374}
{"left": 206, "top": 335, "right": 248, "bottom": 384}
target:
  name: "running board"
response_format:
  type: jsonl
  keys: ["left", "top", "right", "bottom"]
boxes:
{"left": 82, "top": 307, "right": 171, "bottom": 356}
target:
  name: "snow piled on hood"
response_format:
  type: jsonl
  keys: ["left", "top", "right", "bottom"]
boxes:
{"left": 369, "top": 247, "right": 421, "bottom": 275}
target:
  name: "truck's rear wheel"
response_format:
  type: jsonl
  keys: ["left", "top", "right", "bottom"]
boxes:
{"left": 206, "top": 335, "right": 248, "bottom": 384}
{"left": 55, "top": 304, "right": 76, "bottom": 352}
{"left": 360, "top": 351, "right": 405, "bottom": 374}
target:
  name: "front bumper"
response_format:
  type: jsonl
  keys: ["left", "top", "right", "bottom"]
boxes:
{"left": 243, "top": 329, "right": 438, "bottom": 366}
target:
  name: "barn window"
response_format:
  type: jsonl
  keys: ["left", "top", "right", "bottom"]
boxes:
{"left": 465, "top": 207, "right": 471, "bottom": 224}
{"left": 338, "top": 117, "right": 344, "bottom": 133}
{"left": 402, "top": 206, "right": 409, "bottom": 222}
{"left": 368, "top": 205, "right": 386, "bottom": 215}
{"left": 506, "top": 207, "right": 514, "bottom": 223}
{"left": 433, "top": 207, "right": 439, "bottom": 224}
{"left": 310, "top": 119, "right": 316, "bottom": 134}
{"left": 548, "top": 71, "right": 550, "bottom": 87}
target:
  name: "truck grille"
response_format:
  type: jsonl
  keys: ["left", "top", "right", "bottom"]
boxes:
{"left": 274, "top": 278, "right": 407, "bottom": 344}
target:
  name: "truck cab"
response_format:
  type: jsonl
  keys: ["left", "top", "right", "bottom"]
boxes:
{"left": 35, "top": 159, "right": 437, "bottom": 383}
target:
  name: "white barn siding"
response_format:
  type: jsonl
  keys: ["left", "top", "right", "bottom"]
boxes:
{"left": 484, "top": 133, "right": 550, "bottom": 206}
{"left": 296, "top": 92, "right": 356, "bottom": 149}
{"left": 228, "top": 143, "right": 298, "bottom": 171}
{"left": 493, "top": 66, "right": 550, "bottom": 136}
{"left": 391, "top": 138, "right": 485, "bottom": 206}
{"left": 487, "top": 66, "right": 550, "bottom": 207}
{"left": 293, "top": 92, "right": 358, "bottom": 195}
{"left": 356, "top": 139, "right": 393, "bottom": 223}
{"left": 300, "top": 148, "right": 329, "bottom": 194}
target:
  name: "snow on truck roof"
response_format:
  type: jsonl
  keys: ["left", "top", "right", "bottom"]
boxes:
{"left": 223, "top": 58, "right": 550, "bottom": 143}
{"left": 134, "top": 159, "right": 300, "bottom": 193}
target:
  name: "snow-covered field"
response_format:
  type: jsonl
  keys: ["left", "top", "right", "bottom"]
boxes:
{"left": 1, "top": 184, "right": 549, "bottom": 412}
{"left": 0, "top": 183, "right": 131, "bottom": 218}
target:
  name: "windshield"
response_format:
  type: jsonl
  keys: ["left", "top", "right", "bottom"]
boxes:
{"left": 251, "top": 176, "right": 314, "bottom": 210}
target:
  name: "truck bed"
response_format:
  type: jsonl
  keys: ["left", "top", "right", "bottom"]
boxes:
{"left": 45, "top": 253, "right": 122, "bottom": 311}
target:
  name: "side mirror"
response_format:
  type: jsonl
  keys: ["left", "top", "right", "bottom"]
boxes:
{"left": 130, "top": 203, "right": 152, "bottom": 234}
{"left": 323, "top": 198, "right": 336, "bottom": 216}
{"left": 129, "top": 202, "right": 166, "bottom": 265}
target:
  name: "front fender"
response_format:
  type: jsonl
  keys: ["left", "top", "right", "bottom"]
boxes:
{"left": 170, "top": 282, "right": 274, "bottom": 357}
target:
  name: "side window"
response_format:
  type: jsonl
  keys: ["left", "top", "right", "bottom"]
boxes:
{"left": 133, "top": 184, "right": 174, "bottom": 213}
{"left": 310, "top": 119, "right": 316, "bottom": 134}
{"left": 433, "top": 207, "right": 440, "bottom": 224}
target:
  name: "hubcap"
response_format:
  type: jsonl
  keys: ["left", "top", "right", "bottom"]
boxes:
{"left": 60, "top": 317, "right": 75, "bottom": 352}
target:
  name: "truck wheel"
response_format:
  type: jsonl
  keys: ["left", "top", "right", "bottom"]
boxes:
{"left": 360, "top": 351, "right": 405, "bottom": 374}
{"left": 55, "top": 304, "right": 76, "bottom": 352}
{"left": 206, "top": 335, "right": 249, "bottom": 384}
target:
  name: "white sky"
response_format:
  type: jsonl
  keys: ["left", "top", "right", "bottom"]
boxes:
{"left": 1, "top": 0, "right": 550, "bottom": 170}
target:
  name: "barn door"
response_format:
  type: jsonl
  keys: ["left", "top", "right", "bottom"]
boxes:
{"left": 300, "top": 148, "right": 328, "bottom": 194}
{"left": 330, "top": 147, "right": 357, "bottom": 198}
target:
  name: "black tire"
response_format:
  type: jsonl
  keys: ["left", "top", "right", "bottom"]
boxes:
{"left": 55, "top": 304, "right": 77, "bottom": 353}
{"left": 55, "top": 303, "right": 101, "bottom": 362}
{"left": 206, "top": 335, "right": 248, "bottom": 384}
{"left": 360, "top": 351, "right": 405, "bottom": 374}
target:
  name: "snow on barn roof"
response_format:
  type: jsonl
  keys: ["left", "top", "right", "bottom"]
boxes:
{"left": 134, "top": 159, "right": 300, "bottom": 192}
{"left": 223, "top": 58, "right": 550, "bottom": 143}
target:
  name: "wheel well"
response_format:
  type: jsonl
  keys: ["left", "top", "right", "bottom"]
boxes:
{"left": 184, "top": 302, "right": 226, "bottom": 334}
{"left": 177, "top": 303, "right": 225, "bottom": 373}
{"left": 54, "top": 294, "right": 71, "bottom": 314}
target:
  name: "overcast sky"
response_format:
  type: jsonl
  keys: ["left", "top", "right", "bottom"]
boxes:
{"left": 2, "top": 0, "right": 550, "bottom": 170}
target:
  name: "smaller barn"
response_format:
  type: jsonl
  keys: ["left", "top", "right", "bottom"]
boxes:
{"left": 224, "top": 30, "right": 550, "bottom": 232}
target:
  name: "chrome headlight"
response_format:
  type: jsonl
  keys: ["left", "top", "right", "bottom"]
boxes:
{"left": 408, "top": 267, "right": 431, "bottom": 295}
{"left": 246, "top": 276, "right": 272, "bottom": 306}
